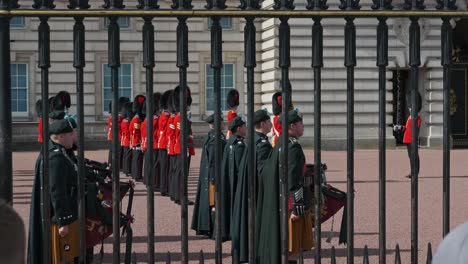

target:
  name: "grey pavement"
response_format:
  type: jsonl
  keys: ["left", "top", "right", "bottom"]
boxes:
{"left": 11, "top": 148, "right": 468, "bottom": 263}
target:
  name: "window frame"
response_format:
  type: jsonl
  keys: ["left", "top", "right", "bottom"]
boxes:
{"left": 103, "top": 17, "right": 131, "bottom": 30}
{"left": 102, "top": 63, "right": 133, "bottom": 115}
{"left": 207, "top": 17, "right": 233, "bottom": 31}
{"left": 11, "top": 63, "right": 29, "bottom": 117}
{"left": 205, "top": 63, "right": 236, "bottom": 113}
{"left": 10, "top": 16, "right": 25, "bottom": 29}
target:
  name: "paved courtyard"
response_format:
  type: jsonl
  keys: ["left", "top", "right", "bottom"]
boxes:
{"left": 11, "top": 147, "right": 468, "bottom": 263}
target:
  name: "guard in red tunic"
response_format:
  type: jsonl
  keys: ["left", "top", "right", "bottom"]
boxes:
{"left": 130, "top": 95, "right": 146, "bottom": 181}
{"left": 142, "top": 93, "right": 161, "bottom": 188}
{"left": 271, "top": 87, "right": 294, "bottom": 147}
{"left": 156, "top": 90, "right": 173, "bottom": 196}
{"left": 107, "top": 97, "right": 130, "bottom": 166}
{"left": 166, "top": 92, "right": 178, "bottom": 202}
{"left": 172, "top": 86, "right": 195, "bottom": 205}
{"left": 226, "top": 89, "right": 239, "bottom": 139}
{"left": 36, "top": 100, "right": 43, "bottom": 143}
{"left": 121, "top": 102, "right": 133, "bottom": 176}
{"left": 399, "top": 90, "right": 422, "bottom": 178}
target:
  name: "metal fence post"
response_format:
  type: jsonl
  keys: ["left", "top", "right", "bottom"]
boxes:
{"left": 372, "top": 0, "right": 392, "bottom": 262}
{"left": 0, "top": 0, "right": 16, "bottom": 205}
{"left": 436, "top": 0, "right": 456, "bottom": 237}
{"left": 69, "top": 0, "right": 90, "bottom": 262}
{"left": 340, "top": 0, "right": 360, "bottom": 262}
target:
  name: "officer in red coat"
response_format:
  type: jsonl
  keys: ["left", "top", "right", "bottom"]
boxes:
{"left": 121, "top": 102, "right": 133, "bottom": 176}
{"left": 271, "top": 83, "right": 294, "bottom": 147}
{"left": 107, "top": 97, "right": 129, "bottom": 167}
{"left": 156, "top": 90, "right": 173, "bottom": 196}
{"left": 142, "top": 93, "right": 161, "bottom": 188}
{"left": 130, "top": 95, "right": 146, "bottom": 181}
{"left": 166, "top": 92, "right": 178, "bottom": 202}
{"left": 226, "top": 89, "right": 240, "bottom": 139}
{"left": 403, "top": 90, "right": 422, "bottom": 178}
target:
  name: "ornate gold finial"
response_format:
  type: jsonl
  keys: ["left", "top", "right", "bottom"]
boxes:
{"left": 450, "top": 88, "right": 457, "bottom": 116}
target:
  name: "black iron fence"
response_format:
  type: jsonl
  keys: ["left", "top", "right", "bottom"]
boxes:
{"left": 0, "top": 0, "right": 466, "bottom": 263}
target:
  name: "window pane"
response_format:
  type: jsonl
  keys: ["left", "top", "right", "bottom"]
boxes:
{"left": 103, "top": 63, "right": 132, "bottom": 113}
{"left": 17, "top": 64, "right": 27, "bottom": 74}
{"left": 10, "top": 63, "right": 28, "bottom": 113}
{"left": 207, "top": 17, "right": 232, "bottom": 30}
{"left": 18, "top": 76, "right": 27, "bottom": 87}
{"left": 18, "top": 100, "right": 27, "bottom": 112}
{"left": 105, "top": 17, "right": 130, "bottom": 29}
{"left": 10, "top": 17, "right": 25, "bottom": 28}
{"left": 17, "top": 89, "right": 26, "bottom": 101}
{"left": 205, "top": 63, "right": 234, "bottom": 112}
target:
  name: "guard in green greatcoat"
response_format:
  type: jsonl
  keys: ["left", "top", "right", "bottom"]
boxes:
{"left": 220, "top": 116, "right": 246, "bottom": 241}
{"left": 191, "top": 114, "right": 226, "bottom": 237}
{"left": 28, "top": 117, "right": 80, "bottom": 264}
{"left": 256, "top": 110, "right": 312, "bottom": 264}
{"left": 231, "top": 109, "right": 273, "bottom": 263}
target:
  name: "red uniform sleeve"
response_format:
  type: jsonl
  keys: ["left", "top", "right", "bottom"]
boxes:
{"left": 129, "top": 116, "right": 142, "bottom": 148}
{"left": 107, "top": 116, "right": 113, "bottom": 141}
{"left": 166, "top": 116, "right": 176, "bottom": 155}
{"left": 403, "top": 116, "right": 422, "bottom": 144}
{"left": 38, "top": 119, "right": 43, "bottom": 143}
{"left": 141, "top": 119, "right": 147, "bottom": 152}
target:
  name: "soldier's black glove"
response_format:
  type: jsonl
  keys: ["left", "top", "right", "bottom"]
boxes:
{"left": 293, "top": 202, "right": 305, "bottom": 216}
{"left": 292, "top": 187, "right": 305, "bottom": 216}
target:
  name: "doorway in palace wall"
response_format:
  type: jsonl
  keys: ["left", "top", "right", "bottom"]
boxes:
{"left": 451, "top": 18, "right": 468, "bottom": 149}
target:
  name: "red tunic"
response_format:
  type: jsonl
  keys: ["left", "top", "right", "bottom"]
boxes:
{"left": 174, "top": 113, "right": 196, "bottom": 156}
{"left": 152, "top": 116, "right": 159, "bottom": 149}
{"left": 157, "top": 112, "right": 170, "bottom": 150}
{"left": 166, "top": 115, "right": 176, "bottom": 155}
{"left": 272, "top": 115, "right": 281, "bottom": 147}
{"left": 174, "top": 113, "right": 182, "bottom": 155}
{"left": 38, "top": 118, "right": 43, "bottom": 143}
{"left": 227, "top": 109, "right": 237, "bottom": 139}
{"left": 120, "top": 119, "right": 130, "bottom": 147}
{"left": 403, "top": 116, "right": 422, "bottom": 144}
{"left": 107, "top": 115, "right": 123, "bottom": 142}
{"left": 129, "top": 116, "right": 142, "bottom": 148}
{"left": 141, "top": 118, "right": 148, "bottom": 152}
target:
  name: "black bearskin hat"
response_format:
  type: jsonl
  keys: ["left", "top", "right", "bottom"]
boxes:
{"left": 118, "top": 97, "right": 130, "bottom": 114}
{"left": 226, "top": 89, "right": 240, "bottom": 108}
{"left": 132, "top": 95, "right": 146, "bottom": 114}
{"left": 406, "top": 90, "right": 422, "bottom": 113}
{"left": 153, "top": 92, "right": 162, "bottom": 114}
{"left": 51, "top": 90, "right": 71, "bottom": 111}
{"left": 124, "top": 102, "right": 134, "bottom": 120}
{"left": 160, "top": 90, "right": 173, "bottom": 111}
{"left": 272, "top": 92, "right": 282, "bottom": 116}
{"left": 173, "top": 86, "right": 192, "bottom": 112}
{"left": 35, "top": 99, "right": 42, "bottom": 118}
{"left": 167, "top": 91, "right": 175, "bottom": 113}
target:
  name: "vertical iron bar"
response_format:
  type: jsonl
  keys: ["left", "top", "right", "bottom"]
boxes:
{"left": 210, "top": 16, "right": 223, "bottom": 264}
{"left": 344, "top": 16, "right": 357, "bottom": 264}
{"left": 376, "top": 6, "right": 390, "bottom": 262}
{"left": 0, "top": 0, "right": 14, "bottom": 205}
{"left": 177, "top": 16, "right": 190, "bottom": 263}
{"left": 108, "top": 15, "right": 121, "bottom": 264}
{"left": 279, "top": 16, "right": 291, "bottom": 264}
{"left": 38, "top": 12, "right": 52, "bottom": 264}
{"left": 244, "top": 16, "right": 257, "bottom": 264}
{"left": 143, "top": 13, "right": 156, "bottom": 263}
{"left": 311, "top": 14, "right": 324, "bottom": 264}
{"left": 72, "top": 10, "right": 88, "bottom": 262}
{"left": 372, "top": 1, "right": 392, "bottom": 263}
{"left": 437, "top": 0, "right": 456, "bottom": 235}
{"left": 441, "top": 17, "right": 451, "bottom": 237}
{"left": 409, "top": 16, "right": 420, "bottom": 264}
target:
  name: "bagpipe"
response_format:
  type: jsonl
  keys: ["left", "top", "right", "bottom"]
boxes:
{"left": 84, "top": 159, "right": 135, "bottom": 263}
{"left": 304, "top": 163, "right": 347, "bottom": 244}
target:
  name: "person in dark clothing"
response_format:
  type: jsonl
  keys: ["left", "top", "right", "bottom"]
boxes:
{"left": 191, "top": 114, "right": 226, "bottom": 237}
{"left": 231, "top": 109, "right": 273, "bottom": 263}
{"left": 220, "top": 116, "right": 247, "bottom": 241}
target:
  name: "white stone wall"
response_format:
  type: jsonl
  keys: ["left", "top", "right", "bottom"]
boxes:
{"left": 10, "top": 0, "right": 466, "bottom": 148}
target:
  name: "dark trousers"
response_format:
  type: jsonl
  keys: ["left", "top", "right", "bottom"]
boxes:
{"left": 122, "top": 146, "right": 132, "bottom": 176}
{"left": 143, "top": 149, "right": 159, "bottom": 188}
{"left": 157, "top": 150, "right": 169, "bottom": 195}
{"left": 131, "top": 148, "right": 144, "bottom": 181}
{"left": 406, "top": 143, "right": 420, "bottom": 175}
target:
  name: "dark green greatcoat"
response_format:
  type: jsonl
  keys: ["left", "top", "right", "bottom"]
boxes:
{"left": 220, "top": 134, "right": 245, "bottom": 241}
{"left": 191, "top": 129, "right": 226, "bottom": 236}
{"left": 28, "top": 141, "right": 79, "bottom": 264}
{"left": 231, "top": 132, "right": 272, "bottom": 263}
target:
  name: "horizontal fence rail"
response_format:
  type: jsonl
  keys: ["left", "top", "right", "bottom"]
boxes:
{"left": 0, "top": 9, "right": 468, "bottom": 17}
